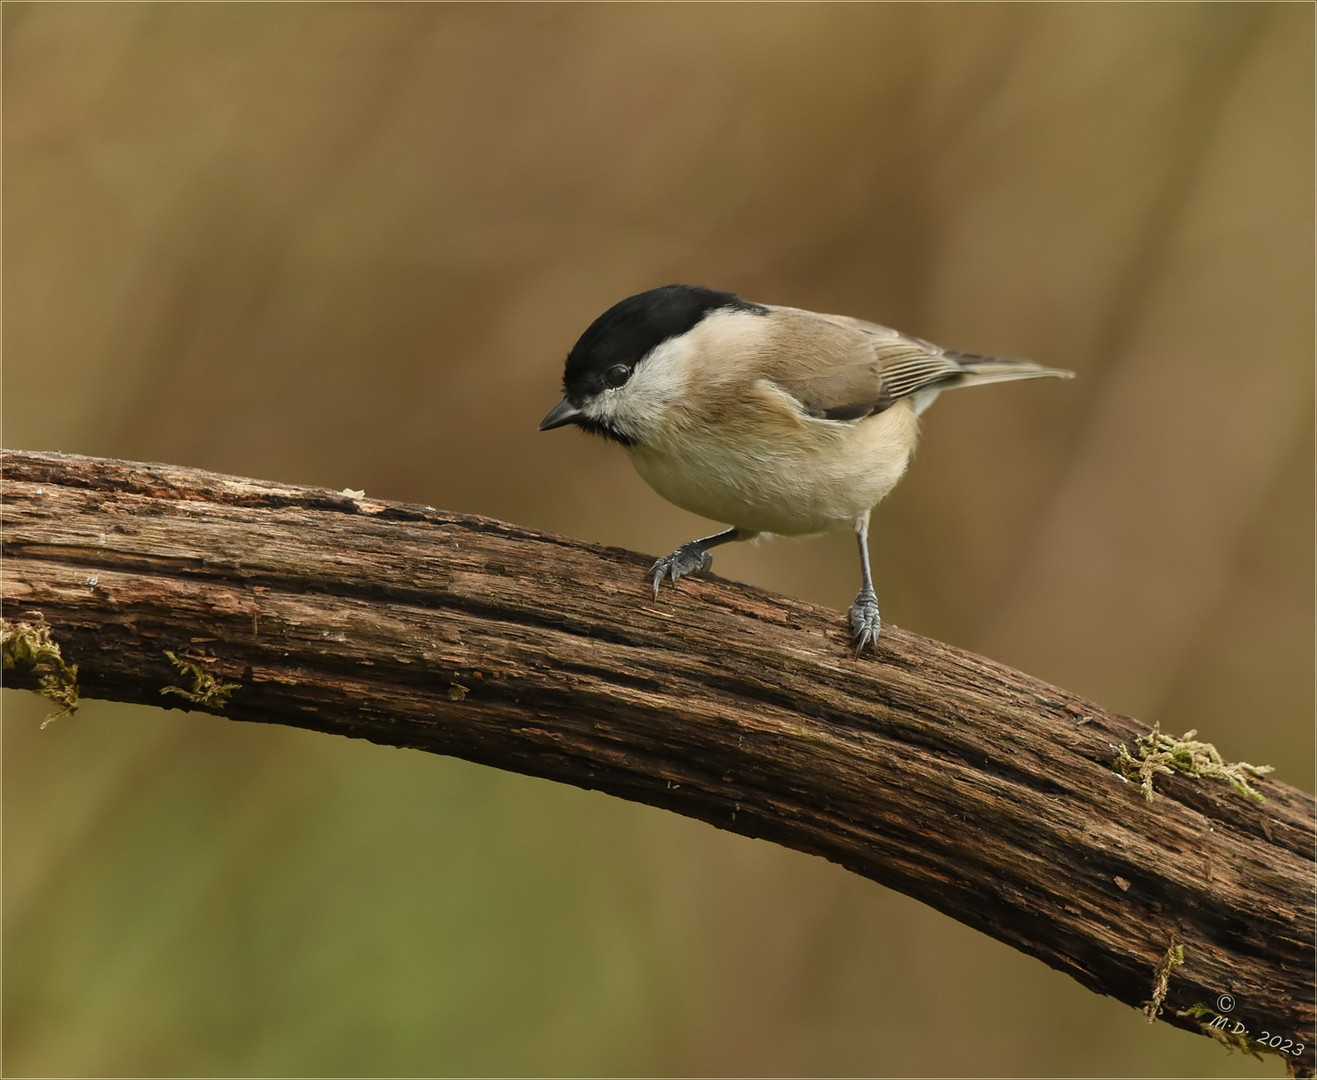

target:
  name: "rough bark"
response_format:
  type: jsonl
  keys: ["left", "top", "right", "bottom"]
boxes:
{"left": 3, "top": 449, "right": 1312, "bottom": 1074}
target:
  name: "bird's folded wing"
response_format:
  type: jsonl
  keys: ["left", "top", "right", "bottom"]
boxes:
{"left": 772, "top": 315, "right": 967, "bottom": 421}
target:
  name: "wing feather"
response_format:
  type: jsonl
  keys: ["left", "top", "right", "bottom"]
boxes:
{"left": 757, "top": 307, "right": 1070, "bottom": 422}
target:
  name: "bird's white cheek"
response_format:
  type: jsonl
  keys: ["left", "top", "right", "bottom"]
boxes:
{"left": 583, "top": 337, "right": 696, "bottom": 443}
{"left": 580, "top": 388, "right": 665, "bottom": 444}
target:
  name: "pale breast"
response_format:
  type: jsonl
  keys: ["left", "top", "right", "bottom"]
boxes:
{"left": 627, "top": 388, "right": 920, "bottom": 536}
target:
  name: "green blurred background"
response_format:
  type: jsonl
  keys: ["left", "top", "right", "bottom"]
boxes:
{"left": 4, "top": 3, "right": 1312, "bottom": 1076}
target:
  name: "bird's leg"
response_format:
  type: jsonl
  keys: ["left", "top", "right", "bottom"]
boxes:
{"left": 849, "top": 512, "right": 882, "bottom": 651}
{"left": 650, "top": 527, "right": 753, "bottom": 599}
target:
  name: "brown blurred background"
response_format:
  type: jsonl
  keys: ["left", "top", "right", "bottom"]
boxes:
{"left": 4, "top": 3, "right": 1311, "bottom": 1076}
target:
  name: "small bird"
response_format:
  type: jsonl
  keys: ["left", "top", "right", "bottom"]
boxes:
{"left": 540, "top": 284, "right": 1073, "bottom": 650}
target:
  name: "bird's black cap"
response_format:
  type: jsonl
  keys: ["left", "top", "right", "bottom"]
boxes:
{"left": 561, "top": 284, "right": 767, "bottom": 402}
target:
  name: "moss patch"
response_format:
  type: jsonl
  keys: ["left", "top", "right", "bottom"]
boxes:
{"left": 1115, "top": 721, "right": 1273, "bottom": 803}
{"left": 161, "top": 650, "right": 240, "bottom": 710}
{"left": 1176, "top": 1003, "right": 1268, "bottom": 1063}
{"left": 1, "top": 617, "right": 81, "bottom": 726}
{"left": 1144, "top": 936, "right": 1184, "bottom": 1022}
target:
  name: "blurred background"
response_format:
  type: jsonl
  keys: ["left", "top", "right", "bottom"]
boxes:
{"left": 4, "top": 3, "right": 1311, "bottom": 1076}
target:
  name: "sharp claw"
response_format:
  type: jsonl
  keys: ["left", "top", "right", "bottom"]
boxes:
{"left": 648, "top": 558, "right": 669, "bottom": 600}
{"left": 648, "top": 542, "right": 715, "bottom": 598}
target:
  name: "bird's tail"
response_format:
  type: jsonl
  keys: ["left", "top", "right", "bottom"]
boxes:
{"left": 943, "top": 351, "right": 1075, "bottom": 388}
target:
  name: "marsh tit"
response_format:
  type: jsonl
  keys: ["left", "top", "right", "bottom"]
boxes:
{"left": 540, "top": 284, "right": 1073, "bottom": 650}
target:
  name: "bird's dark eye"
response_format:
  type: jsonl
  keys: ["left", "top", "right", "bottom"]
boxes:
{"left": 603, "top": 364, "right": 631, "bottom": 389}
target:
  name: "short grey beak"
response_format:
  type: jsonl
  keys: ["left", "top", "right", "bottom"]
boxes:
{"left": 539, "top": 398, "right": 583, "bottom": 431}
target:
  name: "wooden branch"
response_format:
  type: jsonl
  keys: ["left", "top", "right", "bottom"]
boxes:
{"left": 3, "top": 448, "right": 1312, "bottom": 1073}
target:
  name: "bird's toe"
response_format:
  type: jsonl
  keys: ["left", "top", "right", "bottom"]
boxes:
{"left": 849, "top": 592, "right": 882, "bottom": 653}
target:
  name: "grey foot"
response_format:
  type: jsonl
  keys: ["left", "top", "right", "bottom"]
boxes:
{"left": 849, "top": 589, "right": 882, "bottom": 652}
{"left": 650, "top": 542, "right": 714, "bottom": 599}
